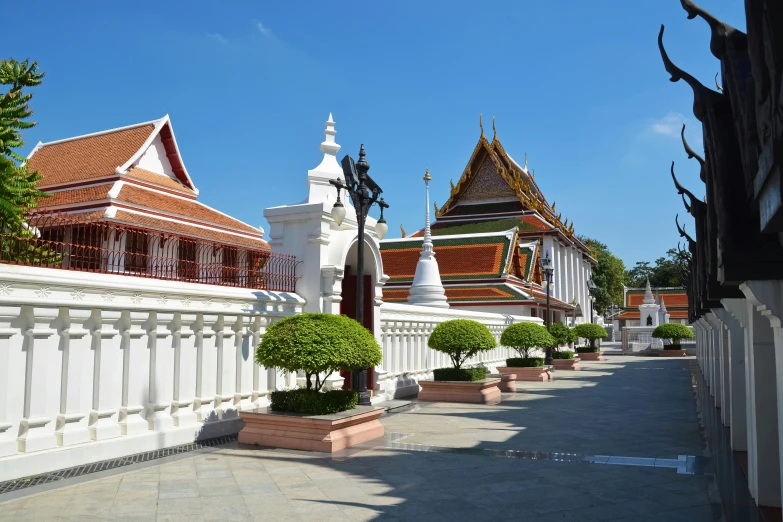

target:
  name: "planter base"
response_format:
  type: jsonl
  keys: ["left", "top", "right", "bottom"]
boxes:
{"left": 553, "top": 358, "right": 581, "bottom": 370}
{"left": 418, "top": 379, "right": 501, "bottom": 405}
{"left": 489, "top": 374, "right": 517, "bottom": 392}
{"left": 577, "top": 352, "right": 603, "bottom": 361}
{"left": 238, "top": 406, "right": 384, "bottom": 453}
{"left": 498, "top": 366, "right": 552, "bottom": 382}
{"left": 659, "top": 349, "right": 687, "bottom": 357}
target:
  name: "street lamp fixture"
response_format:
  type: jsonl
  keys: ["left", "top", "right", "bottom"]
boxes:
{"left": 586, "top": 278, "right": 597, "bottom": 324}
{"left": 329, "top": 145, "right": 389, "bottom": 406}
{"left": 540, "top": 251, "right": 554, "bottom": 367}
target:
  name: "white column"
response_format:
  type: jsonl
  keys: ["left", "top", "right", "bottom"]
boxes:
{"left": 145, "top": 312, "right": 175, "bottom": 431}
{"left": 717, "top": 303, "right": 748, "bottom": 451}
{"left": 172, "top": 313, "right": 198, "bottom": 427}
{"left": 216, "top": 315, "right": 238, "bottom": 418}
{"left": 234, "top": 316, "right": 255, "bottom": 411}
{"left": 744, "top": 298, "right": 781, "bottom": 507}
{"left": 0, "top": 306, "right": 22, "bottom": 457}
{"left": 18, "top": 306, "right": 60, "bottom": 452}
{"left": 56, "top": 308, "right": 93, "bottom": 447}
{"left": 252, "top": 316, "right": 271, "bottom": 407}
{"left": 706, "top": 313, "right": 725, "bottom": 412}
{"left": 90, "top": 309, "right": 123, "bottom": 441}
{"left": 120, "top": 311, "right": 149, "bottom": 436}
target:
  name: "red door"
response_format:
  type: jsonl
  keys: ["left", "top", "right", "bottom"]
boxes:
{"left": 340, "top": 273, "right": 374, "bottom": 391}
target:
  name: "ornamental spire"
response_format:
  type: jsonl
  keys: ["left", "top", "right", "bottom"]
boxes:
{"left": 408, "top": 168, "right": 448, "bottom": 308}
{"left": 643, "top": 279, "right": 655, "bottom": 304}
{"left": 308, "top": 112, "right": 347, "bottom": 204}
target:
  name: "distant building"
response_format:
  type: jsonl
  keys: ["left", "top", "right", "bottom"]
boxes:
{"left": 379, "top": 117, "right": 597, "bottom": 323}
{"left": 613, "top": 284, "right": 689, "bottom": 328}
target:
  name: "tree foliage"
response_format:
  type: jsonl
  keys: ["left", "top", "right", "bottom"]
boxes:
{"left": 573, "top": 323, "right": 608, "bottom": 349}
{"left": 500, "top": 322, "right": 554, "bottom": 359}
{"left": 578, "top": 236, "right": 625, "bottom": 315}
{"left": 548, "top": 322, "right": 571, "bottom": 349}
{"left": 626, "top": 248, "right": 689, "bottom": 288}
{"left": 652, "top": 323, "right": 694, "bottom": 345}
{"left": 256, "top": 313, "right": 382, "bottom": 391}
{"left": 0, "top": 59, "right": 47, "bottom": 228}
{"left": 428, "top": 319, "right": 496, "bottom": 369}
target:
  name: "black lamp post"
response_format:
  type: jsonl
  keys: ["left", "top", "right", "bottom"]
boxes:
{"left": 329, "top": 145, "right": 388, "bottom": 406}
{"left": 540, "top": 251, "right": 554, "bottom": 367}
{"left": 586, "top": 278, "right": 597, "bottom": 324}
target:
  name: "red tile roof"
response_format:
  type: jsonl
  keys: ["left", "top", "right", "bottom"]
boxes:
{"left": 383, "top": 284, "right": 531, "bottom": 303}
{"left": 627, "top": 292, "right": 688, "bottom": 307}
{"left": 615, "top": 310, "right": 689, "bottom": 320}
{"left": 30, "top": 125, "right": 155, "bottom": 188}
{"left": 125, "top": 167, "right": 196, "bottom": 197}
{"left": 38, "top": 184, "right": 112, "bottom": 208}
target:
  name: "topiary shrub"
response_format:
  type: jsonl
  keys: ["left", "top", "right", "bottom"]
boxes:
{"left": 652, "top": 323, "right": 694, "bottom": 349}
{"left": 428, "top": 319, "right": 496, "bottom": 374}
{"left": 552, "top": 350, "right": 574, "bottom": 360}
{"left": 256, "top": 313, "right": 382, "bottom": 393}
{"left": 500, "top": 322, "right": 554, "bottom": 361}
{"left": 573, "top": 323, "right": 608, "bottom": 350}
{"left": 433, "top": 367, "right": 487, "bottom": 382}
{"left": 549, "top": 322, "right": 571, "bottom": 350}
{"left": 506, "top": 357, "right": 544, "bottom": 367}
{"left": 270, "top": 389, "right": 358, "bottom": 415}
{"left": 576, "top": 347, "right": 599, "bottom": 353}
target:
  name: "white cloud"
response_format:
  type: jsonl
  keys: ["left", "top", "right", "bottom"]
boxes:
{"left": 207, "top": 33, "right": 228, "bottom": 44}
{"left": 257, "top": 22, "right": 272, "bottom": 37}
{"left": 650, "top": 112, "right": 687, "bottom": 137}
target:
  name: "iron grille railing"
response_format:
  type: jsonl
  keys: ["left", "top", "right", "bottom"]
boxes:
{"left": 0, "top": 212, "right": 299, "bottom": 292}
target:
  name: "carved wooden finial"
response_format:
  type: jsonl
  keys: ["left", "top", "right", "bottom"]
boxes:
{"left": 479, "top": 113, "right": 484, "bottom": 136}
{"left": 449, "top": 179, "right": 455, "bottom": 193}
{"left": 434, "top": 201, "right": 440, "bottom": 216}
{"left": 492, "top": 115, "right": 497, "bottom": 139}
{"left": 524, "top": 153, "right": 528, "bottom": 170}
{"left": 400, "top": 224, "right": 407, "bottom": 238}
{"left": 714, "top": 72, "right": 723, "bottom": 91}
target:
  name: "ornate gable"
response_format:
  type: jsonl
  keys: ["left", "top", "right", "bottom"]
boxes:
{"left": 459, "top": 155, "right": 518, "bottom": 202}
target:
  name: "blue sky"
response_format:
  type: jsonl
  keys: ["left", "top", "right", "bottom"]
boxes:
{"left": 4, "top": 0, "right": 746, "bottom": 269}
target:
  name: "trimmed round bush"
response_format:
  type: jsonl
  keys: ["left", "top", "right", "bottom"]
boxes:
{"left": 428, "top": 319, "right": 496, "bottom": 369}
{"left": 573, "top": 323, "right": 608, "bottom": 350}
{"left": 256, "top": 313, "right": 382, "bottom": 393}
{"left": 549, "top": 322, "right": 571, "bottom": 349}
{"left": 552, "top": 350, "right": 575, "bottom": 360}
{"left": 500, "top": 322, "right": 554, "bottom": 359}
{"left": 506, "top": 357, "right": 544, "bottom": 367}
{"left": 652, "top": 323, "right": 694, "bottom": 349}
{"left": 576, "top": 347, "right": 599, "bottom": 354}
{"left": 433, "top": 367, "right": 487, "bottom": 382}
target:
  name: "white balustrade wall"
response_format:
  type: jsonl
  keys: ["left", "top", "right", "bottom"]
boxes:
{"left": 374, "top": 302, "right": 544, "bottom": 400}
{"left": 0, "top": 264, "right": 304, "bottom": 482}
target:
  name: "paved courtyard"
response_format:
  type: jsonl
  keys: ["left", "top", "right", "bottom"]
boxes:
{"left": 0, "top": 354, "right": 724, "bottom": 521}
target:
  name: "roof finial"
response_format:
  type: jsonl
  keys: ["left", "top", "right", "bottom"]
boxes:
{"left": 400, "top": 224, "right": 407, "bottom": 238}
{"left": 492, "top": 115, "right": 496, "bottom": 140}
{"left": 714, "top": 72, "right": 723, "bottom": 92}
{"left": 479, "top": 113, "right": 484, "bottom": 137}
{"left": 524, "top": 153, "right": 529, "bottom": 171}
{"left": 424, "top": 166, "right": 431, "bottom": 181}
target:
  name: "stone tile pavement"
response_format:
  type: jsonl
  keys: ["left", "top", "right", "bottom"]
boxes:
{"left": 0, "top": 356, "right": 722, "bottom": 521}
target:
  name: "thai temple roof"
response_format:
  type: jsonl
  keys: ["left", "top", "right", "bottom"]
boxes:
{"left": 380, "top": 117, "right": 593, "bottom": 310}
{"left": 27, "top": 116, "right": 268, "bottom": 250}
{"left": 614, "top": 286, "right": 689, "bottom": 320}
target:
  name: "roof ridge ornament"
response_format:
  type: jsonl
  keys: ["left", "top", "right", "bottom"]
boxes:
{"left": 658, "top": 25, "right": 715, "bottom": 122}
{"left": 670, "top": 161, "right": 698, "bottom": 207}
{"left": 714, "top": 72, "right": 723, "bottom": 92}
{"left": 680, "top": 0, "right": 743, "bottom": 59}
{"left": 492, "top": 115, "right": 497, "bottom": 140}
{"left": 479, "top": 113, "right": 484, "bottom": 138}
{"left": 675, "top": 214, "right": 695, "bottom": 244}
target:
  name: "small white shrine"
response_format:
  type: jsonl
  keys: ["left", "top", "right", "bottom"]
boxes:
{"left": 639, "top": 279, "right": 661, "bottom": 327}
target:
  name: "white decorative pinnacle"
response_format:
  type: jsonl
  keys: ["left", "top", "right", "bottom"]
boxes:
{"left": 314, "top": 112, "right": 341, "bottom": 173}
{"left": 307, "top": 112, "right": 349, "bottom": 206}
{"left": 643, "top": 279, "right": 655, "bottom": 304}
{"left": 407, "top": 168, "right": 449, "bottom": 308}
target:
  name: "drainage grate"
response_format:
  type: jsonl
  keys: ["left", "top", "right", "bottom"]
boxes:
{"left": 0, "top": 434, "right": 238, "bottom": 495}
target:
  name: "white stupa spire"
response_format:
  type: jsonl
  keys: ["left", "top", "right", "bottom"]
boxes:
{"left": 643, "top": 279, "right": 655, "bottom": 304}
{"left": 407, "top": 168, "right": 449, "bottom": 308}
{"left": 307, "top": 113, "right": 352, "bottom": 210}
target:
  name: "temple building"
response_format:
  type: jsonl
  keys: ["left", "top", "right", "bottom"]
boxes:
{"left": 613, "top": 283, "right": 689, "bottom": 329}
{"left": 22, "top": 115, "right": 278, "bottom": 288}
{"left": 379, "top": 117, "right": 597, "bottom": 323}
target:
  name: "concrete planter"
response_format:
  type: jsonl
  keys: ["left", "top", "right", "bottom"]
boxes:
{"left": 659, "top": 349, "right": 687, "bottom": 357}
{"left": 489, "top": 373, "right": 517, "bottom": 392}
{"left": 577, "top": 351, "right": 603, "bottom": 361}
{"left": 553, "top": 358, "right": 581, "bottom": 370}
{"left": 238, "top": 406, "right": 384, "bottom": 453}
{"left": 418, "top": 379, "right": 501, "bottom": 405}
{"left": 497, "top": 365, "right": 552, "bottom": 382}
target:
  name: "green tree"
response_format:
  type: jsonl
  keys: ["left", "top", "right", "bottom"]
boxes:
{"left": 548, "top": 322, "right": 571, "bottom": 349}
{"left": 626, "top": 249, "right": 689, "bottom": 288}
{"left": 573, "top": 323, "right": 607, "bottom": 351}
{"left": 578, "top": 237, "right": 626, "bottom": 314}
{"left": 500, "top": 322, "right": 554, "bottom": 359}
{"left": 428, "top": 319, "right": 496, "bottom": 369}
{"left": 0, "top": 59, "right": 47, "bottom": 227}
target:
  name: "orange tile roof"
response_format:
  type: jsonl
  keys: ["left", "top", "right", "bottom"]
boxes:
{"left": 627, "top": 292, "right": 688, "bottom": 307}
{"left": 381, "top": 235, "right": 512, "bottom": 282}
{"left": 37, "top": 184, "right": 111, "bottom": 208}
{"left": 382, "top": 284, "right": 531, "bottom": 303}
{"left": 615, "top": 310, "right": 689, "bottom": 320}
{"left": 30, "top": 125, "right": 155, "bottom": 188}
{"left": 124, "top": 167, "right": 196, "bottom": 196}
{"left": 113, "top": 211, "right": 269, "bottom": 250}
{"left": 116, "top": 185, "right": 260, "bottom": 234}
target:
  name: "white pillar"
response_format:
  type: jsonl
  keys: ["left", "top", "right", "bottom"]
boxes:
{"left": 195, "top": 314, "right": 218, "bottom": 423}
{"left": 0, "top": 306, "right": 22, "bottom": 457}
{"left": 172, "top": 313, "right": 198, "bottom": 428}
{"left": 56, "top": 308, "right": 93, "bottom": 447}
{"left": 717, "top": 302, "right": 748, "bottom": 451}
{"left": 146, "top": 312, "right": 175, "bottom": 431}
{"left": 120, "top": 311, "right": 149, "bottom": 436}
{"left": 90, "top": 309, "right": 123, "bottom": 441}
{"left": 215, "top": 315, "right": 239, "bottom": 418}
{"left": 706, "top": 313, "right": 726, "bottom": 415}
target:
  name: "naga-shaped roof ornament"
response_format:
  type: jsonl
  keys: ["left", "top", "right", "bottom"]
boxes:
{"left": 433, "top": 201, "right": 440, "bottom": 216}
{"left": 524, "top": 153, "right": 528, "bottom": 171}
{"left": 680, "top": 124, "right": 706, "bottom": 182}
{"left": 449, "top": 179, "right": 455, "bottom": 193}
{"left": 400, "top": 224, "right": 407, "bottom": 238}
{"left": 551, "top": 200, "right": 556, "bottom": 212}
{"left": 492, "top": 115, "right": 497, "bottom": 140}
{"left": 670, "top": 161, "right": 699, "bottom": 208}
{"left": 659, "top": 25, "right": 713, "bottom": 122}
{"left": 681, "top": 193, "right": 692, "bottom": 214}
{"left": 714, "top": 72, "right": 723, "bottom": 92}
{"left": 675, "top": 213, "right": 695, "bottom": 244}
{"left": 479, "top": 113, "right": 484, "bottom": 138}
{"left": 680, "top": 0, "right": 744, "bottom": 59}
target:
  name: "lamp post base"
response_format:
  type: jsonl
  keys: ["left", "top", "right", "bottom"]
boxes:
{"left": 353, "top": 369, "right": 372, "bottom": 406}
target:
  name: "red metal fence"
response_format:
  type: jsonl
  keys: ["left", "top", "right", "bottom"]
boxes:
{"left": 0, "top": 212, "right": 299, "bottom": 293}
